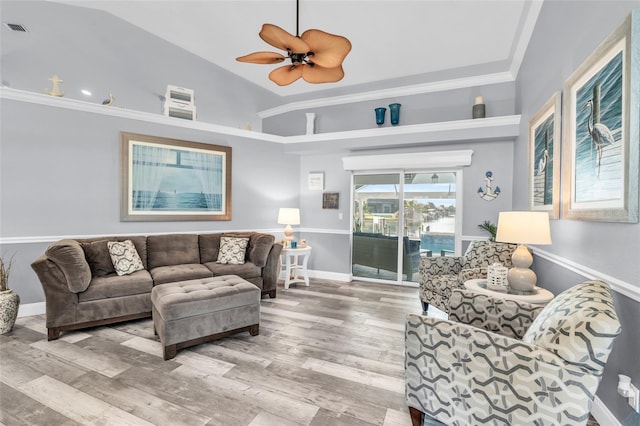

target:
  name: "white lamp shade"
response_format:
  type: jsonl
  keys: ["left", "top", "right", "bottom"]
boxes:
{"left": 277, "top": 208, "right": 300, "bottom": 225}
{"left": 496, "top": 211, "right": 551, "bottom": 245}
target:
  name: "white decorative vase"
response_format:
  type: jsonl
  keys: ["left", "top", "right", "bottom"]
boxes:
{"left": 0, "top": 289, "right": 20, "bottom": 334}
{"left": 305, "top": 112, "right": 316, "bottom": 135}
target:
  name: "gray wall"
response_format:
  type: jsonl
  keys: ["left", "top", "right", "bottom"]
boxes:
{"left": 0, "top": 99, "right": 297, "bottom": 304}
{"left": 516, "top": 2, "right": 640, "bottom": 421}
{"left": 0, "top": 1, "right": 296, "bottom": 305}
{"left": 297, "top": 140, "right": 515, "bottom": 275}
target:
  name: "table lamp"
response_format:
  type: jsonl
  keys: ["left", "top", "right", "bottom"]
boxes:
{"left": 495, "top": 211, "right": 551, "bottom": 292}
{"left": 277, "top": 208, "right": 300, "bottom": 245}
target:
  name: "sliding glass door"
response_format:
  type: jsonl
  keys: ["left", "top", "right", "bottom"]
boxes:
{"left": 352, "top": 171, "right": 459, "bottom": 284}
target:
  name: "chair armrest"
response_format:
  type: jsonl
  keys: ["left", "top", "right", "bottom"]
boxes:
{"left": 419, "top": 256, "right": 465, "bottom": 276}
{"left": 448, "top": 289, "right": 544, "bottom": 339}
{"left": 457, "top": 267, "right": 487, "bottom": 284}
{"left": 405, "top": 314, "right": 599, "bottom": 425}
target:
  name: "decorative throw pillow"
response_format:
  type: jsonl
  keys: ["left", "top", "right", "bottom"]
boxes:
{"left": 217, "top": 237, "right": 249, "bottom": 265}
{"left": 107, "top": 240, "right": 144, "bottom": 276}
{"left": 81, "top": 240, "right": 115, "bottom": 277}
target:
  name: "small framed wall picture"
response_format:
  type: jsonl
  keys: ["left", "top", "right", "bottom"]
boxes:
{"left": 308, "top": 172, "right": 324, "bottom": 190}
{"left": 322, "top": 192, "right": 339, "bottom": 209}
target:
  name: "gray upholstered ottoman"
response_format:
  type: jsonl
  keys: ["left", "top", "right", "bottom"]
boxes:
{"left": 151, "top": 275, "right": 260, "bottom": 360}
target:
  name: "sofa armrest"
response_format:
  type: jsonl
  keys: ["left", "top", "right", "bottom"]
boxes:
{"left": 448, "top": 289, "right": 545, "bottom": 339}
{"left": 405, "top": 314, "right": 600, "bottom": 425}
{"left": 31, "top": 255, "right": 80, "bottom": 329}
{"left": 261, "top": 242, "right": 283, "bottom": 297}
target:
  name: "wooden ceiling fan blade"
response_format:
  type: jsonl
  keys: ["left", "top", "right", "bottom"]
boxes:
{"left": 236, "top": 51, "right": 285, "bottom": 64}
{"left": 301, "top": 29, "right": 352, "bottom": 68}
{"left": 269, "top": 65, "right": 304, "bottom": 86}
{"left": 302, "top": 64, "right": 345, "bottom": 84}
{"left": 260, "top": 24, "right": 309, "bottom": 53}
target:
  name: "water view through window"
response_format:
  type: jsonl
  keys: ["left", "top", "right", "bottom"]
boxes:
{"left": 352, "top": 172, "right": 457, "bottom": 283}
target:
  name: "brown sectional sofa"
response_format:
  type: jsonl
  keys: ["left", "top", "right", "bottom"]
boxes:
{"left": 31, "top": 232, "right": 282, "bottom": 340}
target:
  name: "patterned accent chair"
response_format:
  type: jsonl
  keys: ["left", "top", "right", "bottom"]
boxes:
{"left": 405, "top": 280, "right": 621, "bottom": 426}
{"left": 418, "top": 240, "right": 517, "bottom": 313}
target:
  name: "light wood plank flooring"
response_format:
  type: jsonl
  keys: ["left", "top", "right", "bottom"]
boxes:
{"left": 0, "top": 279, "right": 424, "bottom": 426}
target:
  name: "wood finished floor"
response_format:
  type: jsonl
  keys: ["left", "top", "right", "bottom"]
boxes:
{"left": 0, "top": 278, "right": 601, "bottom": 426}
{"left": 0, "top": 279, "right": 423, "bottom": 426}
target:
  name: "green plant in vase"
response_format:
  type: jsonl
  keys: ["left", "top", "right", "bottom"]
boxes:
{"left": 0, "top": 254, "right": 20, "bottom": 334}
{"left": 478, "top": 220, "right": 497, "bottom": 242}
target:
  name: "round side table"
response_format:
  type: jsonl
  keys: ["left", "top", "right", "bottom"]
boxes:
{"left": 281, "top": 246, "right": 312, "bottom": 290}
{"left": 464, "top": 278, "right": 554, "bottom": 305}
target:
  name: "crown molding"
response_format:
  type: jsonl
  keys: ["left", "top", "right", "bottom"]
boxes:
{"left": 509, "top": 0, "right": 544, "bottom": 77}
{"left": 257, "top": 72, "right": 515, "bottom": 119}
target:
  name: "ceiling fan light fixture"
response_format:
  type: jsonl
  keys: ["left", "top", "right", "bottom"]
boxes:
{"left": 236, "top": 1, "right": 351, "bottom": 86}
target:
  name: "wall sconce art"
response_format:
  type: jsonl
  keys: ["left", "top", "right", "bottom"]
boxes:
{"left": 478, "top": 171, "right": 501, "bottom": 201}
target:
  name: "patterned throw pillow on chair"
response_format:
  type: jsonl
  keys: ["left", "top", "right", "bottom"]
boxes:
{"left": 107, "top": 240, "right": 144, "bottom": 276}
{"left": 217, "top": 237, "right": 249, "bottom": 265}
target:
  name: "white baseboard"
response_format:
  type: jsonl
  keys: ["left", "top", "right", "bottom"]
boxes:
{"left": 18, "top": 302, "right": 45, "bottom": 318}
{"left": 592, "top": 396, "right": 621, "bottom": 426}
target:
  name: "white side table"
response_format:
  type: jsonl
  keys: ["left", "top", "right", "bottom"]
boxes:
{"left": 464, "top": 278, "right": 554, "bottom": 305}
{"left": 281, "top": 246, "right": 312, "bottom": 290}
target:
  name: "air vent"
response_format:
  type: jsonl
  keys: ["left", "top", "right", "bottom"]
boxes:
{"left": 4, "top": 23, "right": 27, "bottom": 32}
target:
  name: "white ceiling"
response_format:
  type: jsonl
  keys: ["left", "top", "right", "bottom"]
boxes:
{"left": 54, "top": 1, "right": 539, "bottom": 97}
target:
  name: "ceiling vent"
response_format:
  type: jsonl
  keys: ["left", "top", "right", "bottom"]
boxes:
{"left": 4, "top": 23, "right": 27, "bottom": 32}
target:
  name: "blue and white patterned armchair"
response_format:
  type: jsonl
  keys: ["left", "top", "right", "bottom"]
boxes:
{"left": 418, "top": 240, "right": 517, "bottom": 313}
{"left": 405, "top": 280, "right": 621, "bottom": 426}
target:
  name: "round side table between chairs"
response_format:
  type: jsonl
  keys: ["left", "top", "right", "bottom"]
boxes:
{"left": 464, "top": 278, "right": 554, "bottom": 305}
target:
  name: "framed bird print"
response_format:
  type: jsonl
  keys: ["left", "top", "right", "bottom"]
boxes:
{"left": 529, "top": 92, "right": 561, "bottom": 219}
{"left": 562, "top": 10, "right": 639, "bottom": 222}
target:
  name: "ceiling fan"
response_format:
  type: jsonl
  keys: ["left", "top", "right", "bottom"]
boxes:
{"left": 236, "top": 0, "right": 352, "bottom": 86}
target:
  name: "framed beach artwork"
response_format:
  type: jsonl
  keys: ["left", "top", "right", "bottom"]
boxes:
{"left": 120, "top": 132, "right": 232, "bottom": 221}
{"left": 528, "top": 92, "right": 561, "bottom": 219}
{"left": 562, "top": 11, "right": 639, "bottom": 223}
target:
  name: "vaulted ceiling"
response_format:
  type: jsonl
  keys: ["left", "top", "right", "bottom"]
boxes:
{"left": 48, "top": 0, "right": 541, "bottom": 98}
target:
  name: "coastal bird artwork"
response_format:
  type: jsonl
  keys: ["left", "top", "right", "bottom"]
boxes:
{"left": 583, "top": 99, "right": 615, "bottom": 177}
{"left": 102, "top": 93, "right": 114, "bottom": 106}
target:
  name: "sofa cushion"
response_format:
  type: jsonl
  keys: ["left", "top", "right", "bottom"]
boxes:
{"left": 107, "top": 240, "right": 145, "bottom": 276}
{"left": 81, "top": 239, "right": 115, "bottom": 277}
{"left": 79, "top": 270, "right": 153, "bottom": 302}
{"left": 223, "top": 232, "right": 275, "bottom": 267}
{"left": 46, "top": 239, "right": 92, "bottom": 293}
{"left": 247, "top": 234, "right": 275, "bottom": 268}
{"left": 204, "top": 261, "right": 261, "bottom": 280}
{"left": 217, "top": 237, "right": 249, "bottom": 264}
{"left": 522, "top": 280, "right": 621, "bottom": 374}
{"left": 150, "top": 264, "right": 213, "bottom": 285}
{"left": 147, "top": 234, "right": 200, "bottom": 269}
{"left": 199, "top": 233, "right": 222, "bottom": 263}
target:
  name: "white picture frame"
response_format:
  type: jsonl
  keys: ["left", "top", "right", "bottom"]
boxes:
{"left": 308, "top": 172, "right": 324, "bottom": 191}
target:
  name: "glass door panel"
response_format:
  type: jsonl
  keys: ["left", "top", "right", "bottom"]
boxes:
{"left": 352, "top": 174, "right": 401, "bottom": 281}
{"left": 404, "top": 172, "right": 457, "bottom": 266}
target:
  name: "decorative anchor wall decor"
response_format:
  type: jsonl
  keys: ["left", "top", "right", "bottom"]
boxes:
{"left": 478, "top": 171, "right": 501, "bottom": 201}
{"left": 44, "top": 75, "right": 65, "bottom": 97}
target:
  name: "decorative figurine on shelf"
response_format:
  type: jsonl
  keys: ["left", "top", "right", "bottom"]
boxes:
{"left": 478, "top": 171, "right": 501, "bottom": 201}
{"left": 472, "top": 96, "right": 485, "bottom": 119}
{"left": 299, "top": 239, "right": 307, "bottom": 248}
{"left": 44, "top": 75, "right": 64, "bottom": 97}
{"left": 102, "top": 93, "right": 115, "bottom": 106}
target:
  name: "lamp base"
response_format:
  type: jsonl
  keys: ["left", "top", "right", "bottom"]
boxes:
{"left": 508, "top": 244, "right": 536, "bottom": 292}
{"left": 508, "top": 267, "right": 537, "bottom": 292}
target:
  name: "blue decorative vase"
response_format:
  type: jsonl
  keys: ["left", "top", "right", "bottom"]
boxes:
{"left": 374, "top": 107, "right": 386, "bottom": 126}
{"left": 389, "top": 103, "right": 401, "bottom": 125}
